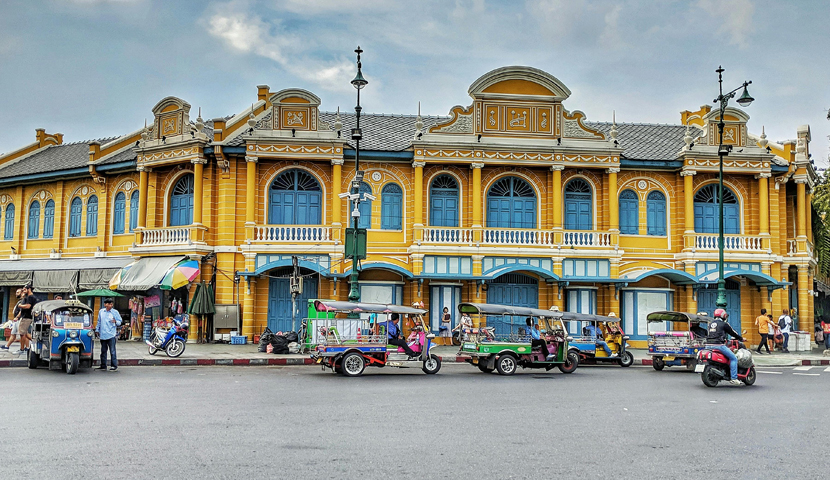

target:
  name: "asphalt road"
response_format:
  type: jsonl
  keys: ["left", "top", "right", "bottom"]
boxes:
{"left": 2, "top": 364, "right": 828, "bottom": 480}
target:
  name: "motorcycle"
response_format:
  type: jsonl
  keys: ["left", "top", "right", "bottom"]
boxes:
{"left": 695, "top": 333, "right": 756, "bottom": 387}
{"left": 146, "top": 318, "right": 188, "bottom": 357}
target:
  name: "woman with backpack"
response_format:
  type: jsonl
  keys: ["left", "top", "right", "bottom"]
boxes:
{"left": 778, "top": 309, "right": 793, "bottom": 353}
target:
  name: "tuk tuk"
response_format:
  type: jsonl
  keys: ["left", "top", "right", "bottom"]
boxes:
{"left": 456, "top": 303, "right": 578, "bottom": 376}
{"left": 28, "top": 299, "right": 95, "bottom": 374}
{"left": 310, "top": 300, "right": 441, "bottom": 377}
{"left": 646, "top": 311, "right": 710, "bottom": 371}
{"left": 564, "top": 312, "right": 634, "bottom": 367}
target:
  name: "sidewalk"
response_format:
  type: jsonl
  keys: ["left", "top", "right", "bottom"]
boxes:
{"left": 1, "top": 340, "right": 828, "bottom": 368}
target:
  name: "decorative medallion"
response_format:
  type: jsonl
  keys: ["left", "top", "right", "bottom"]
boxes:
{"left": 0, "top": 195, "right": 6, "bottom": 203}
{"left": 371, "top": 171, "right": 382, "bottom": 182}
{"left": 637, "top": 180, "right": 648, "bottom": 190}
{"left": 39, "top": 191, "right": 46, "bottom": 200}
{"left": 81, "top": 186, "right": 89, "bottom": 195}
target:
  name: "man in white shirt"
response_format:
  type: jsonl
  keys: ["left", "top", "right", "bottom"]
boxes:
{"left": 778, "top": 309, "right": 793, "bottom": 353}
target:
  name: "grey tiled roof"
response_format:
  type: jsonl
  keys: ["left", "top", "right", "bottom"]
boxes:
{"left": 319, "top": 112, "right": 447, "bottom": 151}
{"left": 586, "top": 122, "right": 702, "bottom": 161}
{"left": 98, "top": 146, "right": 138, "bottom": 165}
{"left": 0, "top": 137, "right": 119, "bottom": 179}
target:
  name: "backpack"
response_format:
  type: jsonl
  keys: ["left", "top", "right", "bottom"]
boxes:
{"left": 778, "top": 316, "right": 787, "bottom": 330}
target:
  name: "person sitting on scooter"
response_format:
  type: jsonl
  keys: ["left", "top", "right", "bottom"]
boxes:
{"left": 383, "top": 313, "right": 419, "bottom": 358}
{"left": 526, "top": 318, "right": 554, "bottom": 361}
{"left": 705, "top": 308, "right": 745, "bottom": 386}
{"left": 585, "top": 323, "right": 617, "bottom": 357}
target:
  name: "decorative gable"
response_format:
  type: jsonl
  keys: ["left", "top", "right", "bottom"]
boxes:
{"left": 269, "top": 89, "right": 320, "bottom": 132}
{"left": 700, "top": 106, "right": 750, "bottom": 147}
{"left": 151, "top": 96, "right": 191, "bottom": 140}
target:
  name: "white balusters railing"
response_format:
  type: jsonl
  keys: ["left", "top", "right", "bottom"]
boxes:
{"left": 787, "top": 239, "right": 797, "bottom": 255}
{"left": 253, "top": 225, "right": 331, "bottom": 243}
{"left": 422, "top": 227, "right": 473, "bottom": 244}
{"left": 562, "top": 231, "right": 612, "bottom": 248}
{"left": 482, "top": 229, "right": 555, "bottom": 246}
{"left": 695, "top": 234, "right": 763, "bottom": 252}
{"left": 139, "top": 227, "right": 191, "bottom": 246}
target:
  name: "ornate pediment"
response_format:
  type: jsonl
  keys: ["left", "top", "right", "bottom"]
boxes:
{"left": 268, "top": 88, "right": 321, "bottom": 132}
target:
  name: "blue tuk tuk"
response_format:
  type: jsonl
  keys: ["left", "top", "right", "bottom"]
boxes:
{"left": 28, "top": 300, "right": 95, "bottom": 374}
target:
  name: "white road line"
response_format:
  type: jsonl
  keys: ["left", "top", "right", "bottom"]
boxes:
{"left": 793, "top": 373, "right": 820, "bottom": 376}
{"left": 825, "top": 367, "right": 830, "bottom": 373}
{"left": 793, "top": 366, "right": 813, "bottom": 371}
{"left": 757, "top": 371, "right": 782, "bottom": 374}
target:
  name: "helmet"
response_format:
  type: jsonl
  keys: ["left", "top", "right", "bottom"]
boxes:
{"left": 713, "top": 308, "right": 727, "bottom": 319}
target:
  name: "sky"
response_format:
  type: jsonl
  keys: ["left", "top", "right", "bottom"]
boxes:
{"left": 0, "top": 0, "right": 828, "bottom": 163}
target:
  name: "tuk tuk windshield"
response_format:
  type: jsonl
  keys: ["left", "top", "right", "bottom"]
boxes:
{"left": 53, "top": 311, "right": 92, "bottom": 328}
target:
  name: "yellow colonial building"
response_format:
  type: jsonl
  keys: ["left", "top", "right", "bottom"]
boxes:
{"left": 0, "top": 66, "right": 819, "bottom": 347}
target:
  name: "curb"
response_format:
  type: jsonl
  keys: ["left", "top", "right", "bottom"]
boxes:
{"left": 1, "top": 355, "right": 827, "bottom": 368}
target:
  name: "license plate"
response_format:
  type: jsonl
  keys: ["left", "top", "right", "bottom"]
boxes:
{"left": 66, "top": 346, "right": 80, "bottom": 353}
{"left": 694, "top": 364, "right": 705, "bottom": 373}
{"left": 65, "top": 323, "right": 83, "bottom": 329}
{"left": 663, "top": 356, "right": 675, "bottom": 361}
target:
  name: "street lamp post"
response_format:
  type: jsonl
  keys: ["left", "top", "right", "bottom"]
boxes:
{"left": 713, "top": 66, "right": 754, "bottom": 309}
{"left": 348, "top": 46, "right": 368, "bottom": 303}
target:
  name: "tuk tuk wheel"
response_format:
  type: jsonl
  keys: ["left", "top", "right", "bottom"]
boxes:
{"left": 341, "top": 352, "right": 365, "bottom": 377}
{"left": 27, "top": 348, "right": 39, "bottom": 369}
{"left": 478, "top": 363, "right": 495, "bottom": 373}
{"left": 558, "top": 351, "right": 579, "bottom": 374}
{"left": 66, "top": 352, "right": 79, "bottom": 375}
{"left": 495, "top": 354, "right": 517, "bottom": 376}
{"left": 685, "top": 360, "right": 697, "bottom": 371}
{"left": 422, "top": 354, "right": 441, "bottom": 374}
{"left": 618, "top": 351, "right": 634, "bottom": 368}
{"left": 652, "top": 357, "right": 665, "bottom": 371}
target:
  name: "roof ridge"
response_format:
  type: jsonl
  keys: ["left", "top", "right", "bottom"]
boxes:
{"left": 320, "top": 111, "right": 449, "bottom": 119}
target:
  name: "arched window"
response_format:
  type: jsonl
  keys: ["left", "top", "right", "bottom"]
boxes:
{"left": 486, "top": 176, "right": 536, "bottom": 229}
{"left": 619, "top": 189, "right": 639, "bottom": 235}
{"left": 68, "top": 197, "right": 82, "bottom": 237}
{"left": 27, "top": 201, "right": 40, "bottom": 239}
{"left": 113, "top": 192, "right": 126, "bottom": 234}
{"left": 86, "top": 195, "right": 98, "bottom": 236}
{"left": 429, "top": 174, "right": 459, "bottom": 227}
{"left": 169, "top": 174, "right": 194, "bottom": 227}
{"left": 43, "top": 200, "right": 55, "bottom": 239}
{"left": 3, "top": 205, "right": 13, "bottom": 240}
{"left": 358, "top": 182, "right": 372, "bottom": 229}
{"left": 647, "top": 191, "right": 667, "bottom": 236}
{"left": 564, "top": 179, "right": 593, "bottom": 230}
{"left": 129, "top": 190, "right": 140, "bottom": 232}
{"left": 694, "top": 184, "right": 739, "bottom": 234}
{"left": 267, "top": 169, "right": 322, "bottom": 225}
{"left": 380, "top": 183, "right": 402, "bottom": 230}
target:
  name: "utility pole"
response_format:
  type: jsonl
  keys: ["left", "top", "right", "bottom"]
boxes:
{"left": 347, "top": 46, "right": 368, "bottom": 304}
{"left": 290, "top": 255, "right": 301, "bottom": 331}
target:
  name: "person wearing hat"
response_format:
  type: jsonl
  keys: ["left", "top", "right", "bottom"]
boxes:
{"left": 96, "top": 298, "right": 122, "bottom": 371}
{"left": 17, "top": 284, "right": 38, "bottom": 354}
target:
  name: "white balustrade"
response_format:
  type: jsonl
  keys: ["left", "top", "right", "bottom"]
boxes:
{"left": 695, "top": 234, "right": 763, "bottom": 252}
{"left": 139, "top": 227, "right": 191, "bottom": 246}
{"left": 787, "top": 239, "right": 797, "bottom": 255}
{"left": 423, "top": 227, "right": 473, "bottom": 244}
{"left": 562, "top": 231, "right": 612, "bottom": 248}
{"left": 253, "top": 225, "right": 331, "bottom": 243}
{"left": 482, "top": 228, "right": 555, "bottom": 246}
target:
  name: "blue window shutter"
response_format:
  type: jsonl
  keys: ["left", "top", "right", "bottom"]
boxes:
{"left": 646, "top": 191, "right": 666, "bottom": 236}
{"left": 170, "top": 174, "right": 194, "bottom": 227}
{"left": 381, "top": 183, "right": 403, "bottom": 230}
{"left": 113, "top": 192, "right": 126, "bottom": 234}
{"left": 43, "top": 200, "right": 55, "bottom": 239}
{"left": 693, "top": 184, "right": 739, "bottom": 234}
{"left": 564, "top": 179, "right": 593, "bottom": 230}
{"left": 429, "top": 175, "right": 459, "bottom": 227}
{"left": 619, "top": 190, "right": 638, "bottom": 234}
{"left": 358, "top": 182, "right": 372, "bottom": 229}
{"left": 27, "top": 201, "right": 40, "bottom": 239}
{"left": 486, "top": 176, "right": 536, "bottom": 228}
{"left": 268, "top": 169, "right": 322, "bottom": 225}
{"left": 69, "top": 197, "right": 82, "bottom": 237}
{"left": 129, "top": 190, "right": 139, "bottom": 232}
{"left": 86, "top": 195, "right": 98, "bottom": 236}
{"left": 3, "top": 205, "right": 13, "bottom": 240}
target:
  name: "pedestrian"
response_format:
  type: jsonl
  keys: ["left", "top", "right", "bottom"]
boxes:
{"left": 96, "top": 298, "right": 122, "bottom": 371}
{"left": 767, "top": 314, "right": 777, "bottom": 351}
{"left": 778, "top": 308, "right": 793, "bottom": 353}
{"left": 17, "top": 284, "right": 38, "bottom": 354}
{"left": 754, "top": 308, "right": 775, "bottom": 354}
{"left": 820, "top": 318, "right": 830, "bottom": 352}
{"left": 54, "top": 295, "right": 62, "bottom": 300}
{"left": 1, "top": 288, "right": 23, "bottom": 351}
{"left": 439, "top": 307, "right": 451, "bottom": 337}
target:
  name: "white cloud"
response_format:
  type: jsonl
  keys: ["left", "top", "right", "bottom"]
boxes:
{"left": 695, "top": 0, "right": 755, "bottom": 48}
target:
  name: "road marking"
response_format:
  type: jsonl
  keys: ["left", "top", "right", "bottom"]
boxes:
{"left": 757, "top": 371, "right": 782, "bottom": 374}
{"left": 825, "top": 367, "right": 830, "bottom": 373}
{"left": 793, "top": 366, "right": 813, "bottom": 371}
{"left": 793, "top": 373, "right": 820, "bottom": 376}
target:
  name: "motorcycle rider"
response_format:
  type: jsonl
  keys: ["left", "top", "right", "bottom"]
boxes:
{"left": 705, "top": 308, "right": 745, "bottom": 386}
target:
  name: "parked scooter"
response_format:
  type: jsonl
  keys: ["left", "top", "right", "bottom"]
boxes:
{"left": 695, "top": 332, "right": 756, "bottom": 387}
{"left": 147, "top": 318, "right": 188, "bottom": 357}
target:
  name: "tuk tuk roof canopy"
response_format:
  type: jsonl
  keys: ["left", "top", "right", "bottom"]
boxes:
{"left": 32, "top": 300, "right": 94, "bottom": 316}
{"left": 558, "top": 311, "right": 621, "bottom": 323}
{"left": 457, "top": 302, "right": 563, "bottom": 318}
{"left": 646, "top": 311, "right": 711, "bottom": 324}
{"left": 313, "top": 300, "right": 426, "bottom": 315}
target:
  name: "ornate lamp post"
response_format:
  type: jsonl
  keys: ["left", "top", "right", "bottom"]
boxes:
{"left": 348, "top": 46, "right": 368, "bottom": 302}
{"left": 713, "top": 66, "right": 754, "bottom": 309}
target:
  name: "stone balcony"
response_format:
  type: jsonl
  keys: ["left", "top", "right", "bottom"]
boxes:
{"left": 130, "top": 225, "right": 211, "bottom": 255}
{"left": 420, "top": 227, "right": 615, "bottom": 249}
